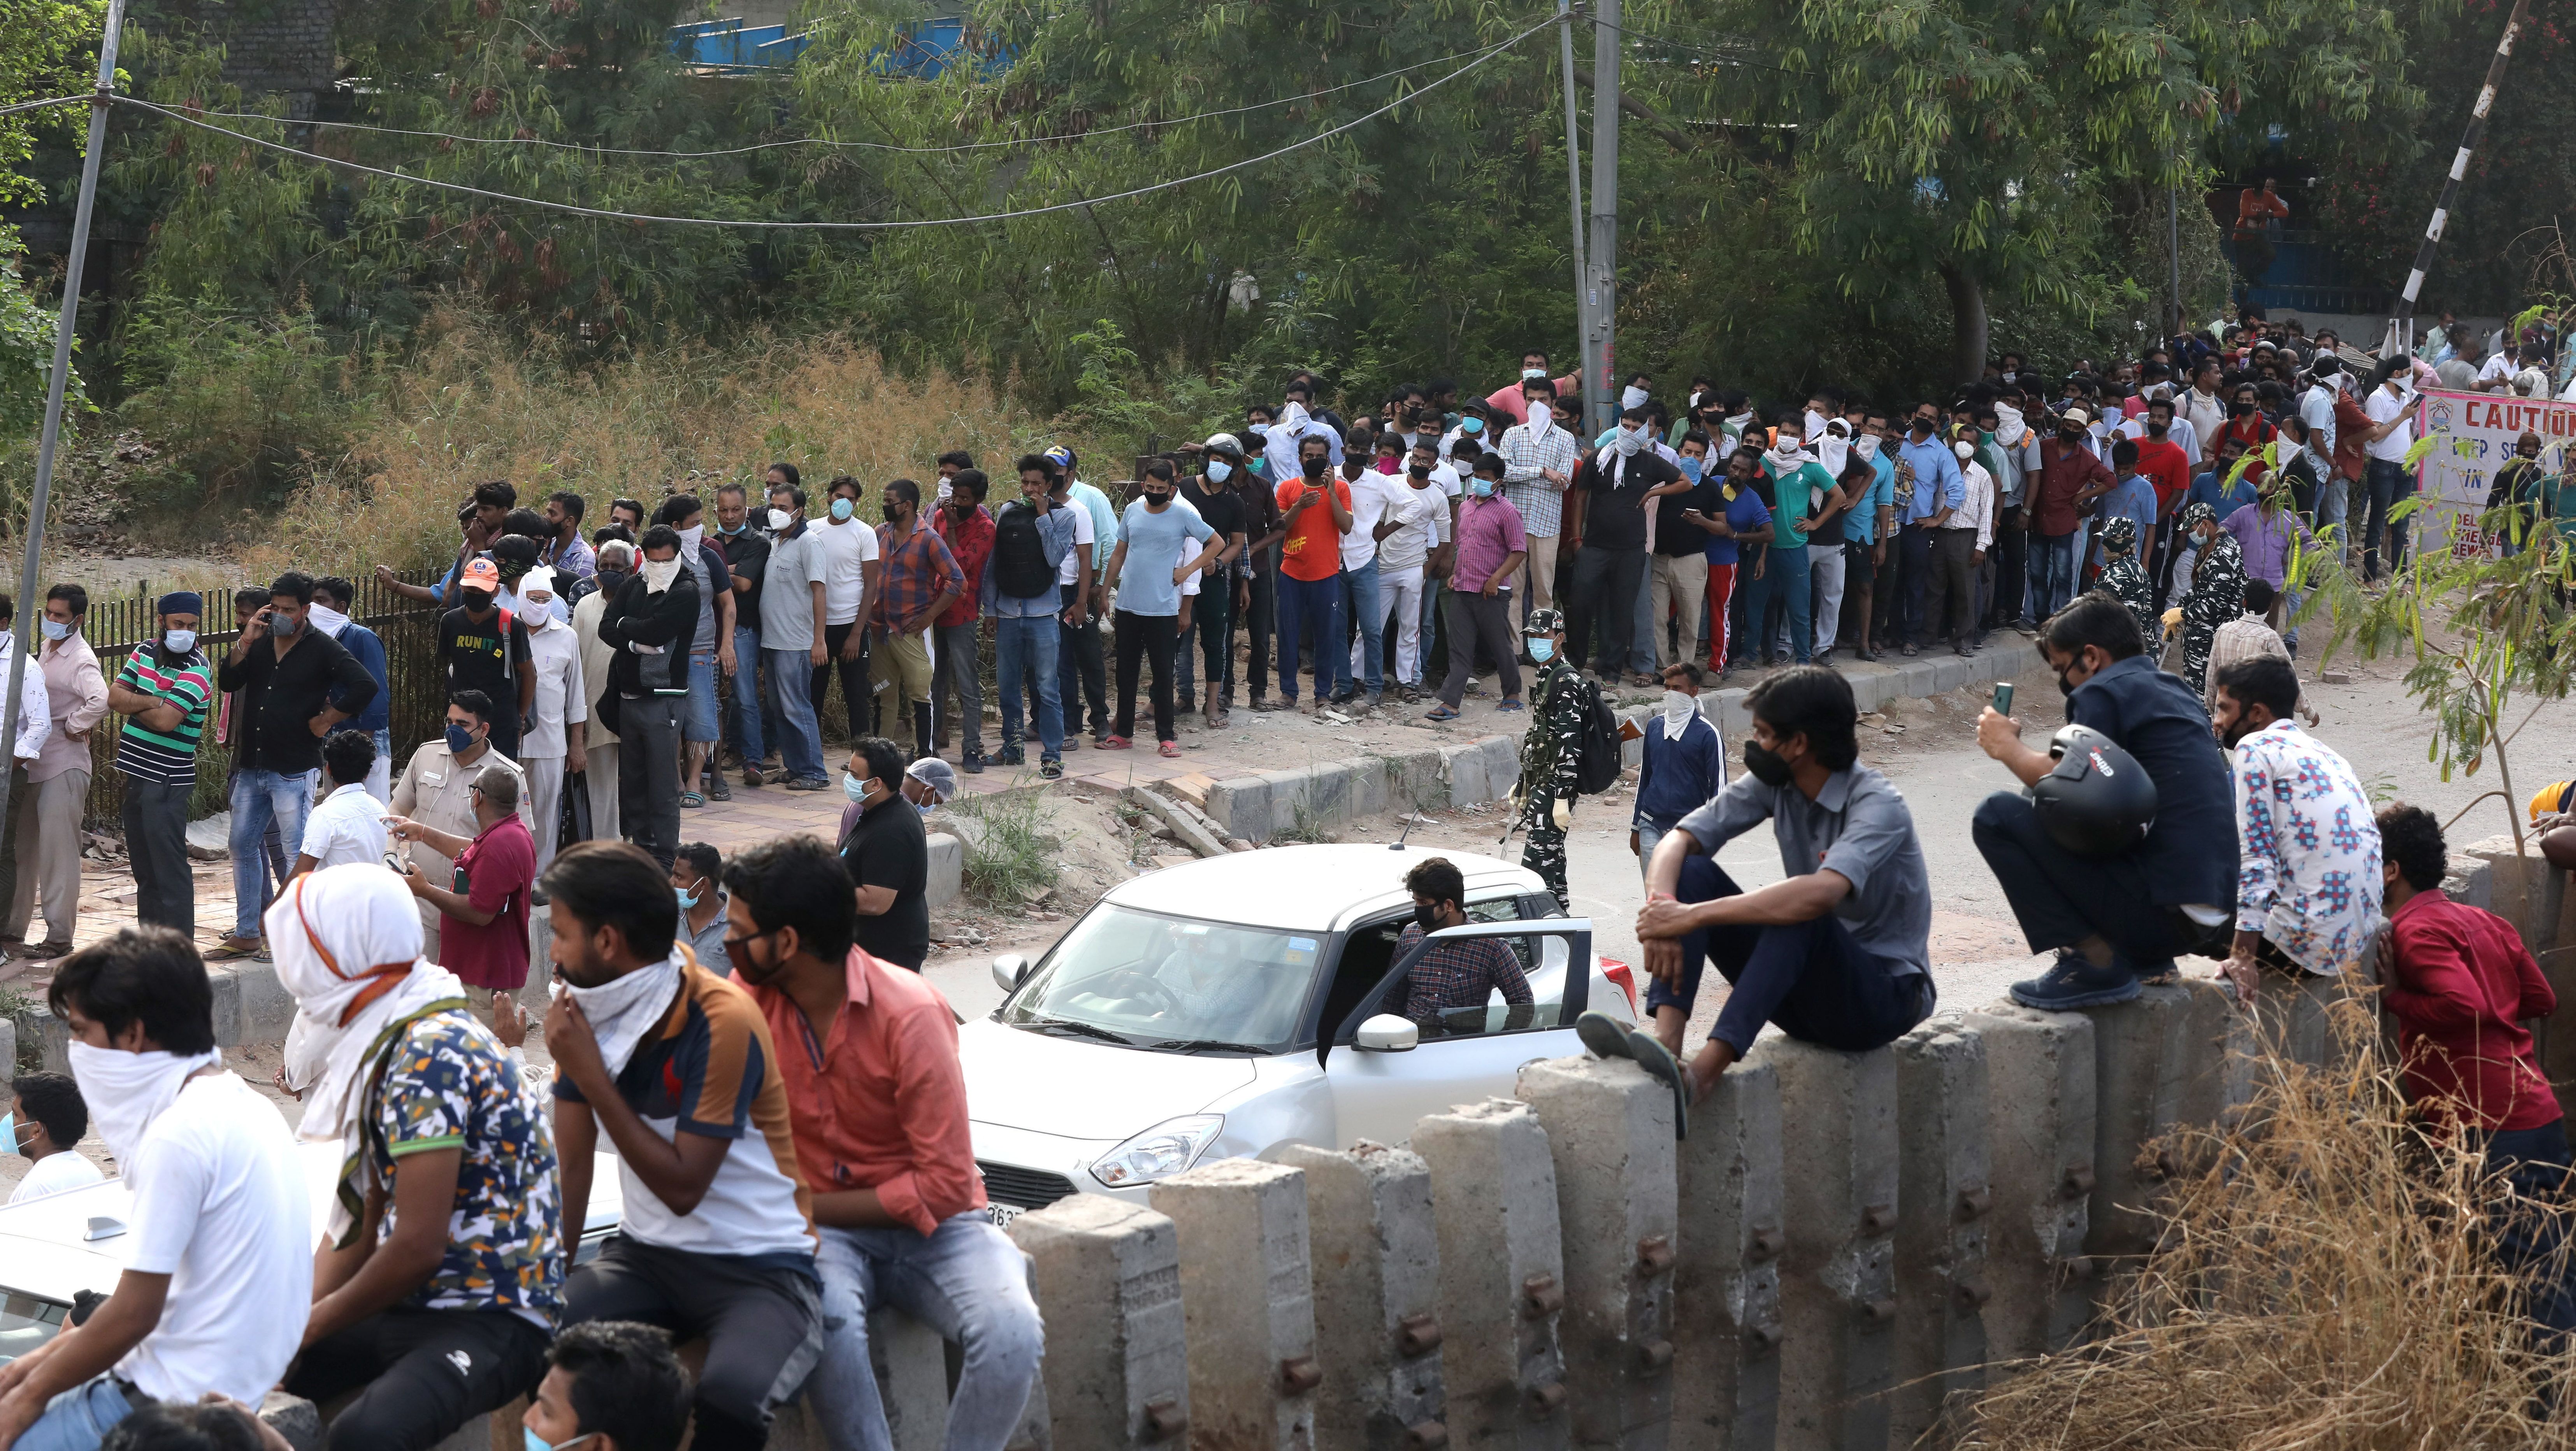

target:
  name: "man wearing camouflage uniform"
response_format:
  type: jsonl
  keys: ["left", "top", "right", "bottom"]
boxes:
{"left": 1514, "top": 608, "right": 1587, "bottom": 911}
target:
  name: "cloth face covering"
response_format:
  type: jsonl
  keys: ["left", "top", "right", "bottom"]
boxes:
{"left": 560, "top": 950, "right": 685, "bottom": 1081}
{"left": 1661, "top": 690, "right": 1698, "bottom": 740}
{"left": 68, "top": 1042, "right": 222, "bottom": 1179}
{"left": 641, "top": 558, "right": 683, "bottom": 593}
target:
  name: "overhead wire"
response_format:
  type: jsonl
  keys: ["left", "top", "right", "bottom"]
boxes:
{"left": 1579, "top": 16, "right": 1803, "bottom": 76}
{"left": 176, "top": 37, "right": 1526, "bottom": 158}
{"left": 114, "top": 12, "right": 1557, "bottom": 232}
{"left": 0, "top": 95, "right": 90, "bottom": 118}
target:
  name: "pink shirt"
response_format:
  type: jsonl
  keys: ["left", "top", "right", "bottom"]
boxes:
{"left": 31, "top": 636, "right": 107, "bottom": 784}
{"left": 1483, "top": 374, "right": 1582, "bottom": 427}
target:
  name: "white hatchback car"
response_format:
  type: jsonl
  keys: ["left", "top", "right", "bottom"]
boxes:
{"left": 962, "top": 843, "right": 1638, "bottom": 1221}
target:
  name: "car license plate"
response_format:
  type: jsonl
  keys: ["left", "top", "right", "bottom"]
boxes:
{"left": 989, "top": 1202, "right": 1027, "bottom": 1228}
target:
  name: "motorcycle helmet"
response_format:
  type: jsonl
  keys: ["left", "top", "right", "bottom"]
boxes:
{"left": 2026, "top": 723, "right": 2158, "bottom": 858}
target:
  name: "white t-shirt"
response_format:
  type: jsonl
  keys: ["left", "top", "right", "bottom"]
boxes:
{"left": 2478, "top": 351, "right": 2516, "bottom": 386}
{"left": 117, "top": 1072, "right": 313, "bottom": 1404}
{"left": 2365, "top": 384, "right": 2413, "bottom": 462}
{"left": 811, "top": 517, "right": 880, "bottom": 626}
{"left": 1053, "top": 503, "right": 1099, "bottom": 587}
{"left": 519, "top": 620, "right": 587, "bottom": 759}
{"left": 1376, "top": 479, "right": 1452, "bottom": 574}
{"left": 300, "top": 782, "right": 390, "bottom": 869}
{"left": 1340, "top": 470, "right": 1395, "bottom": 571}
{"left": 7, "top": 1148, "right": 103, "bottom": 1204}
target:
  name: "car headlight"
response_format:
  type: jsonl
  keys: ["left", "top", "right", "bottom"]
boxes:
{"left": 1090, "top": 1115, "right": 1226, "bottom": 1189}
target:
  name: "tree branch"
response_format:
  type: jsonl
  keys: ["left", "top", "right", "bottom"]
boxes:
{"left": 1570, "top": 65, "right": 1698, "bottom": 154}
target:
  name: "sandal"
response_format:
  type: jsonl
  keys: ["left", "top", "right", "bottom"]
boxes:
{"left": 207, "top": 935, "right": 266, "bottom": 961}
{"left": 1424, "top": 705, "right": 1461, "bottom": 722}
{"left": 681, "top": 791, "right": 706, "bottom": 809}
{"left": 1496, "top": 699, "right": 1526, "bottom": 713}
{"left": 1158, "top": 740, "right": 1182, "bottom": 758}
{"left": 1099, "top": 734, "right": 1133, "bottom": 750}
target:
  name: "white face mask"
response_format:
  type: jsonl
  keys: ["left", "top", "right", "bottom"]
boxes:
{"left": 767, "top": 507, "right": 792, "bottom": 530}
{"left": 1660, "top": 689, "right": 1698, "bottom": 739}
{"left": 677, "top": 524, "right": 704, "bottom": 553}
{"left": 1621, "top": 385, "right": 1651, "bottom": 411}
{"left": 641, "top": 558, "right": 683, "bottom": 593}
{"left": 1954, "top": 440, "right": 1977, "bottom": 461}
{"left": 1614, "top": 427, "right": 1644, "bottom": 458}
{"left": 522, "top": 596, "right": 555, "bottom": 625}
{"left": 1522, "top": 367, "right": 1548, "bottom": 380}
{"left": 69, "top": 1042, "right": 221, "bottom": 1175}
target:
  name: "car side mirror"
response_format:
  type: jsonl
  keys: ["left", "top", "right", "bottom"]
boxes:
{"left": 991, "top": 954, "right": 1030, "bottom": 993}
{"left": 1353, "top": 1014, "right": 1420, "bottom": 1053}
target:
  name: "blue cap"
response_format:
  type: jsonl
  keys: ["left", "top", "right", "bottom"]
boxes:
{"left": 158, "top": 591, "right": 204, "bottom": 616}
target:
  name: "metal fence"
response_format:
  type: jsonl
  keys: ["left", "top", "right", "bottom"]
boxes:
{"left": 46, "top": 573, "right": 451, "bottom": 828}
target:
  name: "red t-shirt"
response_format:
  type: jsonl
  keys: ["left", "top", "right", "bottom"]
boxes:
{"left": 2134, "top": 438, "right": 2193, "bottom": 515}
{"left": 1273, "top": 477, "right": 1353, "bottom": 583}
{"left": 443, "top": 814, "right": 536, "bottom": 989}
{"left": 2384, "top": 888, "right": 2561, "bottom": 1132}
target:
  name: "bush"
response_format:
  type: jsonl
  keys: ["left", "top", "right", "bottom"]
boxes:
{"left": 114, "top": 298, "right": 375, "bottom": 509}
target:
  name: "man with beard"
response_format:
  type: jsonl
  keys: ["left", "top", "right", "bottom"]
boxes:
{"left": 2211, "top": 654, "right": 2382, "bottom": 998}
{"left": 1972, "top": 592, "right": 2236, "bottom": 1010}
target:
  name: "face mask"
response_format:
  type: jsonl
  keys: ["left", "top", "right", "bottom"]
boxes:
{"left": 1742, "top": 739, "right": 1795, "bottom": 787}
{"left": 1301, "top": 457, "right": 1327, "bottom": 478}
{"left": 2148, "top": 421, "right": 2169, "bottom": 438}
{"left": 1679, "top": 456, "right": 1705, "bottom": 481}
{"left": 936, "top": 479, "right": 953, "bottom": 502}
{"left": 461, "top": 588, "right": 496, "bottom": 614}
{"left": 523, "top": 598, "right": 555, "bottom": 626}
{"left": 641, "top": 558, "right": 683, "bottom": 593}
{"left": 677, "top": 525, "right": 704, "bottom": 554}
{"left": 1621, "top": 385, "right": 1651, "bottom": 411}
{"left": 1248, "top": 421, "right": 1271, "bottom": 437}
{"left": 1408, "top": 463, "right": 1432, "bottom": 479}
{"left": 1953, "top": 440, "right": 1976, "bottom": 461}
{"left": 767, "top": 507, "right": 792, "bottom": 530}
{"left": 1854, "top": 435, "right": 1881, "bottom": 460}
{"left": 1527, "top": 638, "right": 1556, "bottom": 663}
{"left": 162, "top": 628, "right": 198, "bottom": 654}
{"left": 843, "top": 773, "right": 871, "bottom": 804}
{"left": 2231, "top": 400, "right": 2254, "bottom": 416}
{"left": 69, "top": 1041, "right": 219, "bottom": 1174}
{"left": 829, "top": 497, "right": 857, "bottom": 522}
{"left": 1143, "top": 488, "right": 1173, "bottom": 506}
{"left": 675, "top": 883, "right": 700, "bottom": 910}
{"left": 596, "top": 570, "right": 626, "bottom": 597}
{"left": 38, "top": 618, "right": 69, "bottom": 642}
{"left": 1661, "top": 690, "right": 1697, "bottom": 735}
{"left": 1, "top": 1111, "right": 20, "bottom": 1157}
{"left": 1470, "top": 477, "right": 1497, "bottom": 498}
{"left": 1207, "top": 458, "right": 1233, "bottom": 483}
{"left": 2058, "top": 429, "right": 2083, "bottom": 445}
{"left": 446, "top": 723, "right": 480, "bottom": 754}
{"left": 526, "top": 1431, "right": 594, "bottom": 1451}
{"left": 1912, "top": 418, "right": 1937, "bottom": 436}
{"left": 1522, "top": 367, "right": 1548, "bottom": 380}
{"left": 1413, "top": 902, "right": 1444, "bottom": 933}
{"left": 1526, "top": 400, "right": 1551, "bottom": 423}
{"left": 269, "top": 612, "right": 302, "bottom": 637}
{"left": 1615, "top": 428, "right": 1644, "bottom": 458}
{"left": 915, "top": 800, "right": 935, "bottom": 819}
{"left": 1248, "top": 456, "right": 1268, "bottom": 476}
{"left": 1461, "top": 417, "right": 1485, "bottom": 436}
{"left": 718, "top": 518, "right": 745, "bottom": 535}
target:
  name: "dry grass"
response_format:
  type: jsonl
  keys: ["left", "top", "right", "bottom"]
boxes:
{"left": 242, "top": 309, "right": 1079, "bottom": 581}
{"left": 1954, "top": 1001, "right": 2576, "bottom": 1451}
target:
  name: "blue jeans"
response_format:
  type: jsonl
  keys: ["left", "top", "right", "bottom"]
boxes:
{"left": 232, "top": 766, "right": 316, "bottom": 939}
{"left": 14, "top": 1376, "right": 137, "bottom": 1451}
{"left": 2027, "top": 531, "right": 2082, "bottom": 623}
{"left": 1742, "top": 543, "right": 1812, "bottom": 663}
{"left": 808, "top": 1215, "right": 1046, "bottom": 1451}
{"left": 1333, "top": 557, "right": 1383, "bottom": 696}
{"left": 995, "top": 614, "right": 1064, "bottom": 760}
{"left": 1275, "top": 572, "right": 1342, "bottom": 702}
{"left": 727, "top": 625, "right": 766, "bottom": 766}
{"left": 685, "top": 652, "right": 721, "bottom": 744}
{"left": 763, "top": 647, "right": 826, "bottom": 783}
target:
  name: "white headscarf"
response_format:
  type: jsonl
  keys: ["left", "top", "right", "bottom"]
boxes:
{"left": 1766, "top": 431, "right": 1807, "bottom": 472}
{"left": 520, "top": 567, "right": 560, "bottom": 629}
{"left": 1818, "top": 421, "right": 1852, "bottom": 480}
{"left": 269, "top": 865, "right": 468, "bottom": 1243}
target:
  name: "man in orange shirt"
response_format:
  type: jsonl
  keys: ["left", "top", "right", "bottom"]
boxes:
{"left": 1271, "top": 432, "right": 1355, "bottom": 711}
{"left": 723, "top": 836, "right": 1043, "bottom": 1451}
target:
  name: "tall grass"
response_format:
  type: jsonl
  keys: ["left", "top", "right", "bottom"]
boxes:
{"left": 239, "top": 309, "right": 1086, "bottom": 580}
{"left": 1954, "top": 996, "right": 2576, "bottom": 1450}
{"left": 950, "top": 783, "right": 1061, "bottom": 909}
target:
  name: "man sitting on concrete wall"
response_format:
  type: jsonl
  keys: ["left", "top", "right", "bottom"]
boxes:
{"left": 722, "top": 835, "right": 1044, "bottom": 1451}
{"left": 1632, "top": 665, "right": 1936, "bottom": 1097}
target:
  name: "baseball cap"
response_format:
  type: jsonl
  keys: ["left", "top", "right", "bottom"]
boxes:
{"left": 1043, "top": 445, "right": 1077, "bottom": 473}
{"left": 459, "top": 558, "right": 502, "bottom": 590}
{"left": 2058, "top": 407, "right": 2091, "bottom": 428}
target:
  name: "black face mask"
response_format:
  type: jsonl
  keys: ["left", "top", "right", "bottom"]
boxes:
{"left": 597, "top": 570, "right": 625, "bottom": 595}
{"left": 1742, "top": 739, "right": 1795, "bottom": 787}
{"left": 2147, "top": 421, "right": 2169, "bottom": 438}
{"left": 1301, "top": 457, "right": 1328, "bottom": 478}
{"left": 2231, "top": 400, "right": 2255, "bottom": 416}
{"left": 2058, "top": 428, "right": 2083, "bottom": 444}
{"left": 460, "top": 588, "right": 496, "bottom": 614}
{"left": 1142, "top": 488, "right": 1173, "bottom": 506}
{"left": 1413, "top": 902, "right": 1444, "bottom": 933}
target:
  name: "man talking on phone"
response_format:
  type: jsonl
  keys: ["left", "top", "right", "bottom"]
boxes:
{"left": 1970, "top": 592, "right": 2235, "bottom": 1009}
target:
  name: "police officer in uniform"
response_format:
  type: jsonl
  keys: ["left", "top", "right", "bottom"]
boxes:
{"left": 1514, "top": 608, "right": 1586, "bottom": 911}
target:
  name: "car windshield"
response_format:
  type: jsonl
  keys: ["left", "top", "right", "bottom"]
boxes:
{"left": 0, "top": 1294, "right": 65, "bottom": 1366}
{"left": 999, "top": 904, "right": 1325, "bottom": 1053}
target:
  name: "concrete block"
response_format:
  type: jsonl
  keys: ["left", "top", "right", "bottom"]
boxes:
{"left": 1843, "top": 672, "right": 1885, "bottom": 714}
{"left": 1385, "top": 749, "right": 1449, "bottom": 813}
{"left": 257, "top": 1391, "right": 321, "bottom": 1451}
{"left": 1898, "top": 660, "right": 1938, "bottom": 699}
{"left": 1208, "top": 777, "right": 1272, "bottom": 844}
{"left": 1709, "top": 689, "right": 1753, "bottom": 738}
{"left": 1444, "top": 744, "right": 1492, "bottom": 810}
{"left": 235, "top": 963, "right": 297, "bottom": 1041}
{"left": 1672, "top": 1053, "right": 1782, "bottom": 1451}
{"left": 1484, "top": 734, "right": 1524, "bottom": 797}
{"left": 0, "top": 1015, "right": 14, "bottom": 1075}
{"left": 1010, "top": 1194, "right": 1191, "bottom": 1451}
{"left": 23, "top": 1006, "right": 67, "bottom": 1073}
{"left": 1277, "top": 1141, "right": 1447, "bottom": 1451}
{"left": 2084, "top": 981, "right": 2230, "bottom": 1263}
{"left": 1308, "top": 763, "right": 1354, "bottom": 827}
{"left": 1960, "top": 1005, "right": 2097, "bottom": 1360}
{"left": 1265, "top": 767, "right": 1314, "bottom": 838}
{"left": 1755, "top": 1036, "right": 1895, "bottom": 1451}
{"left": 1517, "top": 1055, "right": 1678, "bottom": 1450}
{"left": 1152, "top": 1160, "right": 1320, "bottom": 1451}
{"left": 1414, "top": 1098, "right": 1570, "bottom": 1450}
{"left": 1353, "top": 758, "right": 1392, "bottom": 817}
{"left": 1889, "top": 1021, "right": 1990, "bottom": 1446}
{"left": 927, "top": 832, "right": 964, "bottom": 909}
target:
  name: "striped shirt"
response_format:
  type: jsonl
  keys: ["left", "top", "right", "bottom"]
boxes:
{"left": 112, "top": 647, "right": 213, "bottom": 784}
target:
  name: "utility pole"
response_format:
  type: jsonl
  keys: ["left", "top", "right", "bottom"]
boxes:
{"left": 2167, "top": 182, "right": 2183, "bottom": 345}
{"left": 1558, "top": 0, "right": 1592, "bottom": 424}
{"left": 2384, "top": 0, "right": 2532, "bottom": 359}
{"left": 1585, "top": 0, "right": 1620, "bottom": 439}
{"left": 2, "top": 0, "right": 126, "bottom": 834}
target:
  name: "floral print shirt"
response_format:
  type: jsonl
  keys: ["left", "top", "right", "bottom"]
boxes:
{"left": 2230, "top": 721, "right": 2383, "bottom": 974}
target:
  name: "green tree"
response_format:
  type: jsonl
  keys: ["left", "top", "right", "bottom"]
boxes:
{"left": 0, "top": 0, "right": 103, "bottom": 207}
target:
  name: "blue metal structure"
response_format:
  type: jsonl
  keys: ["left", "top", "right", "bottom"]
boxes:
{"left": 666, "top": 14, "right": 1005, "bottom": 77}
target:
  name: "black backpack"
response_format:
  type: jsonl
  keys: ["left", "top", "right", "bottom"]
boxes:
{"left": 992, "top": 501, "right": 1056, "bottom": 600}
{"left": 1547, "top": 669, "right": 1624, "bottom": 797}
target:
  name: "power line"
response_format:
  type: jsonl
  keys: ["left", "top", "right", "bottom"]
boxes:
{"left": 0, "top": 95, "right": 88, "bottom": 119}
{"left": 114, "top": 17, "right": 1551, "bottom": 232}
{"left": 178, "top": 39, "right": 1524, "bottom": 158}
{"left": 1581, "top": 17, "right": 1801, "bottom": 76}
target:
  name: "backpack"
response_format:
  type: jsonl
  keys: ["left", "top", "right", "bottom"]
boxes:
{"left": 1547, "top": 669, "right": 1624, "bottom": 797}
{"left": 992, "top": 501, "right": 1057, "bottom": 600}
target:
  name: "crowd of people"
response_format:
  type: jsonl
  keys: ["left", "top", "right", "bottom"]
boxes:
{"left": 0, "top": 316, "right": 2572, "bottom": 1449}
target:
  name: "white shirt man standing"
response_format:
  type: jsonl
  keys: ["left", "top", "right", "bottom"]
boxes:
{"left": 517, "top": 568, "right": 589, "bottom": 879}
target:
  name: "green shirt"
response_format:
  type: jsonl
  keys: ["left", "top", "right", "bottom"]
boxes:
{"left": 1761, "top": 459, "right": 1835, "bottom": 549}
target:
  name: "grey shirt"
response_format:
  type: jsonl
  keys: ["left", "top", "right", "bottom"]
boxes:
{"left": 679, "top": 888, "right": 731, "bottom": 977}
{"left": 759, "top": 524, "right": 828, "bottom": 653}
{"left": 1674, "top": 762, "right": 1934, "bottom": 985}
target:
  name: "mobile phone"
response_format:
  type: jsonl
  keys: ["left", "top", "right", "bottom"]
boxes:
{"left": 1992, "top": 682, "right": 2015, "bottom": 716}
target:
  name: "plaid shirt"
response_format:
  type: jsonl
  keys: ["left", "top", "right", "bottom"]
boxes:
{"left": 931, "top": 505, "right": 996, "bottom": 627}
{"left": 1392, "top": 922, "right": 1533, "bottom": 1035}
{"left": 1499, "top": 420, "right": 1580, "bottom": 535}
{"left": 873, "top": 521, "right": 967, "bottom": 633}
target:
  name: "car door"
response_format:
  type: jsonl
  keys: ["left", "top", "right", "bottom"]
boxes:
{"left": 1320, "top": 915, "right": 1594, "bottom": 1149}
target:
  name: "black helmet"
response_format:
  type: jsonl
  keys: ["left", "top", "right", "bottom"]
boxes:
{"left": 2026, "top": 724, "right": 2157, "bottom": 858}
